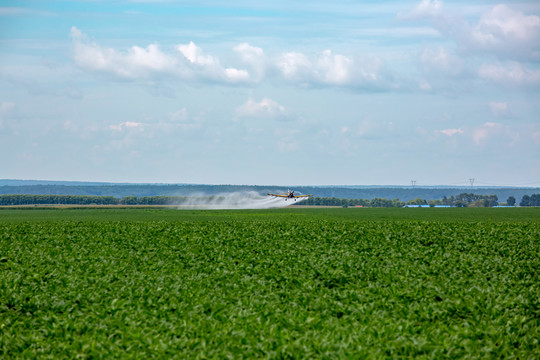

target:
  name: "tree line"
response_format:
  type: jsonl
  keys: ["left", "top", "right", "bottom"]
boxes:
{"left": 295, "top": 193, "right": 540, "bottom": 207}
{"left": 0, "top": 193, "right": 539, "bottom": 207}
{"left": 519, "top": 194, "right": 540, "bottom": 207}
{"left": 0, "top": 195, "right": 187, "bottom": 206}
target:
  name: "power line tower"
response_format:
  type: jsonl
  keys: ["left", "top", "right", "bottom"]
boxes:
{"left": 469, "top": 178, "right": 475, "bottom": 187}
{"left": 411, "top": 180, "right": 416, "bottom": 188}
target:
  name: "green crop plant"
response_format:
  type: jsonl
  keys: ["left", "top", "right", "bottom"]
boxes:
{"left": 0, "top": 208, "right": 538, "bottom": 358}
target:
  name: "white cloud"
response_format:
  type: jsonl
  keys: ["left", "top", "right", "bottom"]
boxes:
{"left": 168, "top": 108, "right": 188, "bottom": 122}
{"left": 70, "top": 26, "right": 83, "bottom": 39}
{"left": 275, "top": 52, "right": 312, "bottom": 81}
{"left": 234, "top": 43, "right": 264, "bottom": 61}
{"left": 174, "top": 41, "right": 251, "bottom": 83}
{"left": 474, "top": 5, "right": 540, "bottom": 41}
{"left": 436, "top": 122, "right": 529, "bottom": 148}
{"left": 405, "top": 0, "right": 443, "bottom": 19}
{"left": 71, "top": 27, "right": 396, "bottom": 90}
{"left": 235, "top": 98, "right": 287, "bottom": 120}
{"left": 420, "top": 46, "right": 464, "bottom": 76}
{"left": 417, "top": 46, "right": 469, "bottom": 92}
{"left": 224, "top": 68, "right": 250, "bottom": 82}
{"left": 489, "top": 101, "right": 508, "bottom": 117}
{"left": 404, "top": 2, "right": 540, "bottom": 61}
{"left": 71, "top": 27, "right": 180, "bottom": 80}
{"left": 129, "top": 44, "right": 176, "bottom": 71}
{"left": 275, "top": 50, "right": 388, "bottom": 89}
{"left": 233, "top": 43, "right": 266, "bottom": 79}
{"left": 472, "top": 122, "right": 503, "bottom": 146}
{"left": 356, "top": 118, "right": 379, "bottom": 137}
{"left": 342, "top": 118, "right": 394, "bottom": 140}
{"left": 277, "top": 139, "right": 299, "bottom": 153}
{"left": 440, "top": 128, "right": 463, "bottom": 137}
{"left": 317, "top": 50, "right": 354, "bottom": 85}
{"left": 177, "top": 41, "right": 218, "bottom": 67}
{"left": 109, "top": 121, "right": 144, "bottom": 131}
{"left": 71, "top": 27, "right": 251, "bottom": 84}
{"left": 478, "top": 62, "right": 540, "bottom": 87}
{"left": 107, "top": 110, "right": 202, "bottom": 136}
{"left": 469, "top": 5, "right": 540, "bottom": 60}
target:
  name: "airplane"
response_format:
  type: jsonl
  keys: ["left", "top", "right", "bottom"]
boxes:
{"left": 267, "top": 189, "right": 313, "bottom": 201}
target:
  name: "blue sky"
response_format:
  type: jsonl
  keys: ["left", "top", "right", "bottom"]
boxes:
{"left": 1, "top": 0, "right": 539, "bottom": 186}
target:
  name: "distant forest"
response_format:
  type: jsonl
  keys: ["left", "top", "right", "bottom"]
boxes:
{"left": 0, "top": 183, "right": 538, "bottom": 203}
{"left": 1, "top": 193, "right": 539, "bottom": 207}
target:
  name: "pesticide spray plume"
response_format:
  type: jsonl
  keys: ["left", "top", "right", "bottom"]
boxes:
{"left": 173, "top": 191, "right": 306, "bottom": 210}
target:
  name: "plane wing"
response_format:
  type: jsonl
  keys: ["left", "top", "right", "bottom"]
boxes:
{"left": 267, "top": 193, "right": 313, "bottom": 198}
{"left": 267, "top": 193, "right": 288, "bottom": 198}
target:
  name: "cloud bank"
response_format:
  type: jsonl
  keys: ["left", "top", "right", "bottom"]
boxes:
{"left": 71, "top": 27, "right": 251, "bottom": 84}
{"left": 405, "top": 1, "right": 540, "bottom": 61}
{"left": 235, "top": 98, "right": 288, "bottom": 120}
{"left": 70, "top": 27, "right": 393, "bottom": 90}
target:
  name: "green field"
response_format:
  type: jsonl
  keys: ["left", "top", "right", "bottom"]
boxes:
{"left": 1, "top": 208, "right": 539, "bottom": 358}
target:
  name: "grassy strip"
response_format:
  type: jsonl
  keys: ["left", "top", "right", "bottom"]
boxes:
{"left": 0, "top": 207, "right": 538, "bottom": 222}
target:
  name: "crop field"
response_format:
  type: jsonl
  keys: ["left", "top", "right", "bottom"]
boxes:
{"left": 1, "top": 208, "right": 539, "bottom": 358}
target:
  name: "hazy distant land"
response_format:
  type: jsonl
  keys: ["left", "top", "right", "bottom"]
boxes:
{"left": 0, "top": 180, "right": 537, "bottom": 203}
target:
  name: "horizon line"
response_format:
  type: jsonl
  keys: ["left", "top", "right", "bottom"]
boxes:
{"left": 1, "top": 179, "right": 539, "bottom": 188}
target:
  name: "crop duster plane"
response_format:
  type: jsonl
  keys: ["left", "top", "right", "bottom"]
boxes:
{"left": 267, "top": 189, "right": 313, "bottom": 201}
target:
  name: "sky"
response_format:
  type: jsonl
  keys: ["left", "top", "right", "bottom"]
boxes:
{"left": 1, "top": 0, "right": 539, "bottom": 186}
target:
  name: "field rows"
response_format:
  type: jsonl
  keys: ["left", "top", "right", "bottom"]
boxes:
{"left": 0, "top": 209, "right": 539, "bottom": 358}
